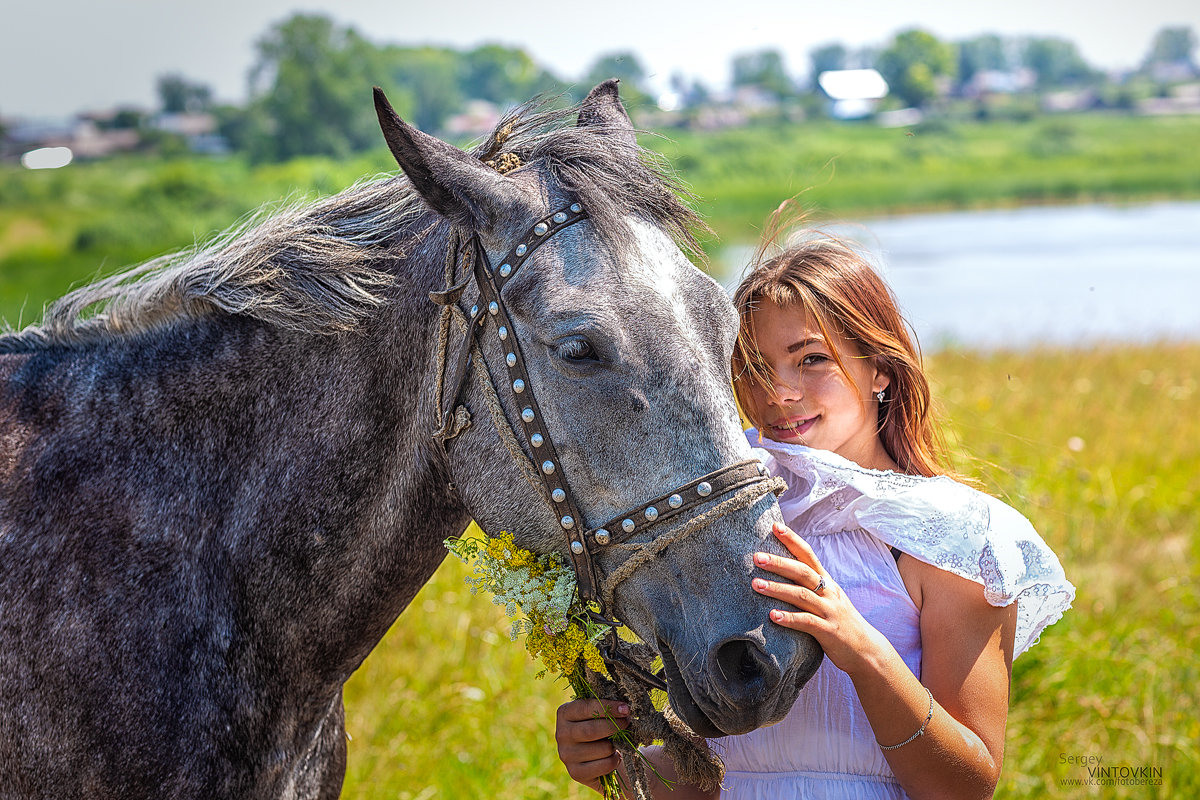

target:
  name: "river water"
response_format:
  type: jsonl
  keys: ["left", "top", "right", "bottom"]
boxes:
{"left": 717, "top": 202, "right": 1200, "bottom": 351}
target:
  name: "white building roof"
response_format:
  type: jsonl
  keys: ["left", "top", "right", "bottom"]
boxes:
{"left": 817, "top": 69, "right": 889, "bottom": 101}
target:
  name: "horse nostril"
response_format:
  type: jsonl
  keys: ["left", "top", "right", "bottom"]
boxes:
{"left": 713, "top": 637, "right": 775, "bottom": 698}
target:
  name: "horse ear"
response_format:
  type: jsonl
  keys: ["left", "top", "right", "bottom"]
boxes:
{"left": 373, "top": 87, "right": 525, "bottom": 231}
{"left": 577, "top": 79, "right": 637, "bottom": 148}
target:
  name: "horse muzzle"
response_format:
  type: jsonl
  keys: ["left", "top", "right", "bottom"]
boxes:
{"left": 658, "top": 627, "right": 823, "bottom": 738}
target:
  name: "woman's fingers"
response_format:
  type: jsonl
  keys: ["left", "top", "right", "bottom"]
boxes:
{"left": 752, "top": 524, "right": 836, "bottom": 619}
{"left": 752, "top": 522, "right": 832, "bottom": 597}
{"left": 560, "top": 739, "right": 623, "bottom": 776}
{"left": 556, "top": 699, "right": 630, "bottom": 742}
{"left": 753, "top": 550, "right": 820, "bottom": 585}
{"left": 752, "top": 574, "right": 829, "bottom": 610}
{"left": 766, "top": 607, "right": 829, "bottom": 635}
{"left": 772, "top": 522, "right": 825, "bottom": 570}
{"left": 557, "top": 698, "right": 630, "bottom": 726}
{"left": 560, "top": 715, "right": 631, "bottom": 745}
{"left": 569, "top": 753, "right": 623, "bottom": 785}
{"left": 751, "top": 572, "right": 833, "bottom": 635}
{"left": 555, "top": 698, "right": 630, "bottom": 784}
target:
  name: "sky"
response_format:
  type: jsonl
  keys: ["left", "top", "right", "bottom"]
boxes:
{"left": 2, "top": 0, "right": 1199, "bottom": 119}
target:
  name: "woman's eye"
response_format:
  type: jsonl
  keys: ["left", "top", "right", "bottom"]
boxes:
{"left": 558, "top": 337, "right": 598, "bottom": 363}
{"left": 801, "top": 354, "right": 828, "bottom": 367}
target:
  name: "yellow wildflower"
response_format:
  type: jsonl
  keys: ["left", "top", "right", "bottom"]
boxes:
{"left": 445, "top": 531, "right": 607, "bottom": 680}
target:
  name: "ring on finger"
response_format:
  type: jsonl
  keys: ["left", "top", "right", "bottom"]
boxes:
{"left": 814, "top": 576, "right": 826, "bottom": 594}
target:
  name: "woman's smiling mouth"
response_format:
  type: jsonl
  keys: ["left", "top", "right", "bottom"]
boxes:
{"left": 768, "top": 415, "right": 818, "bottom": 440}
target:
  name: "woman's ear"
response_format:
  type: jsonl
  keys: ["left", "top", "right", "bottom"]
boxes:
{"left": 871, "top": 362, "right": 893, "bottom": 395}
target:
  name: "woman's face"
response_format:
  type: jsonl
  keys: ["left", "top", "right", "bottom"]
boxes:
{"left": 743, "top": 298, "right": 893, "bottom": 470}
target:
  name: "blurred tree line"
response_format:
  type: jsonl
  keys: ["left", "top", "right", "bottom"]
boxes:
{"left": 203, "top": 14, "right": 662, "bottom": 162}
{"left": 217, "top": 14, "right": 575, "bottom": 161}
{"left": 151, "top": 14, "right": 1197, "bottom": 162}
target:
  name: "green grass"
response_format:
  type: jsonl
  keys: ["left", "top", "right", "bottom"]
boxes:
{"left": 340, "top": 342, "right": 1200, "bottom": 799}
{"left": 0, "top": 152, "right": 395, "bottom": 328}
{"left": 934, "top": 345, "right": 1199, "bottom": 798}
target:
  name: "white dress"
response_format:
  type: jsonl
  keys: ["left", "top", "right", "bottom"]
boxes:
{"left": 710, "top": 431, "right": 1075, "bottom": 800}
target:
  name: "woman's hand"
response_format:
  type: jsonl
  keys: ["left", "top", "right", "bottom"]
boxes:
{"left": 555, "top": 698, "right": 630, "bottom": 791}
{"left": 751, "top": 521, "right": 890, "bottom": 678}
{"left": 556, "top": 700, "right": 719, "bottom": 800}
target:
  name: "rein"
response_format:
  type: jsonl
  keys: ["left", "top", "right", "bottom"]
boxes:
{"left": 430, "top": 201, "right": 785, "bottom": 691}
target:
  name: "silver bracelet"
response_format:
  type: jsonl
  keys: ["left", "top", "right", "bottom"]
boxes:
{"left": 878, "top": 686, "right": 934, "bottom": 751}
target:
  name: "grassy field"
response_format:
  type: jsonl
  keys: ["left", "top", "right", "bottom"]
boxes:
{"left": 2, "top": 113, "right": 1197, "bottom": 797}
{"left": 0, "top": 153, "right": 395, "bottom": 328}
{"left": 338, "top": 342, "right": 1200, "bottom": 799}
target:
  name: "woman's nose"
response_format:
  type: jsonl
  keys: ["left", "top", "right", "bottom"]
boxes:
{"left": 768, "top": 376, "right": 803, "bottom": 405}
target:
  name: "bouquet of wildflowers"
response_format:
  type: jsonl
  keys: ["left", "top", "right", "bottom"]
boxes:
{"left": 445, "top": 531, "right": 662, "bottom": 800}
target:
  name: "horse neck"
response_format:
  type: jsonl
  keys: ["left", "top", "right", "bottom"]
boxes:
{"left": 9, "top": 227, "right": 469, "bottom": 689}
{"left": 227, "top": 231, "right": 473, "bottom": 683}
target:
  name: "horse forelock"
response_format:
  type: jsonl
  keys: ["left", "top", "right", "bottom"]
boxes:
{"left": 489, "top": 102, "right": 707, "bottom": 261}
{"left": 0, "top": 96, "right": 704, "bottom": 353}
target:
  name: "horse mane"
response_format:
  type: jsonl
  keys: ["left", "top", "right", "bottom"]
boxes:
{"left": 0, "top": 98, "right": 704, "bottom": 352}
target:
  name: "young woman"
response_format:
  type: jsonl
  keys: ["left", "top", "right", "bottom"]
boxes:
{"left": 555, "top": 235, "right": 1074, "bottom": 799}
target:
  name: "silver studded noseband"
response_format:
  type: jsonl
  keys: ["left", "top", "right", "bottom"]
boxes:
{"left": 432, "top": 202, "right": 784, "bottom": 687}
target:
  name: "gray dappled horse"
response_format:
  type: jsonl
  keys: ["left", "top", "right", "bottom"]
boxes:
{"left": 0, "top": 82, "right": 821, "bottom": 799}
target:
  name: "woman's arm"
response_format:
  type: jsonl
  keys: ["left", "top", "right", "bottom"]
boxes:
{"left": 863, "top": 555, "right": 1016, "bottom": 799}
{"left": 753, "top": 523, "right": 1017, "bottom": 800}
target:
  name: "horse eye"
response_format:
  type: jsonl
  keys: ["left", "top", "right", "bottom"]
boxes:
{"left": 557, "top": 337, "right": 598, "bottom": 363}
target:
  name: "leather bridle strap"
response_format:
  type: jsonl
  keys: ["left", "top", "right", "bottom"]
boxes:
{"left": 432, "top": 203, "right": 588, "bottom": 441}
{"left": 585, "top": 459, "right": 770, "bottom": 547}
{"left": 466, "top": 204, "right": 602, "bottom": 600}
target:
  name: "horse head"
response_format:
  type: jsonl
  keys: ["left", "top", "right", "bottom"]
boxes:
{"left": 374, "top": 82, "right": 822, "bottom": 738}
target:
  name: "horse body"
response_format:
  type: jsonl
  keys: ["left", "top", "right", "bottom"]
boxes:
{"left": 0, "top": 83, "right": 821, "bottom": 798}
{"left": 0, "top": 306, "right": 462, "bottom": 797}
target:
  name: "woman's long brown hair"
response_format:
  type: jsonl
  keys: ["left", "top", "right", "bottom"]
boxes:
{"left": 732, "top": 232, "right": 953, "bottom": 478}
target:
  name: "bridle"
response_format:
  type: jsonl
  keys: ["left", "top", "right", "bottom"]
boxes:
{"left": 430, "top": 201, "right": 785, "bottom": 689}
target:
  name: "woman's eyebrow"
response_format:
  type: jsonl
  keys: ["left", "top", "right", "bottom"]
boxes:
{"left": 785, "top": 337, "right": 824, "bottom": 354}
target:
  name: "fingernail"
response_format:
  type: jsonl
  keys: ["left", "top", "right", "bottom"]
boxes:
{"left": 752, "top": 578, "right": 767, "bottom": 591}
{"left": 617, "top": 704, "right": 629, "bottom": 715}
{"left": 754, "top": 552, "right": 770, "bottom": 565}
{"left": 770, "top": 609, "right": 784, "bottom": 622}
